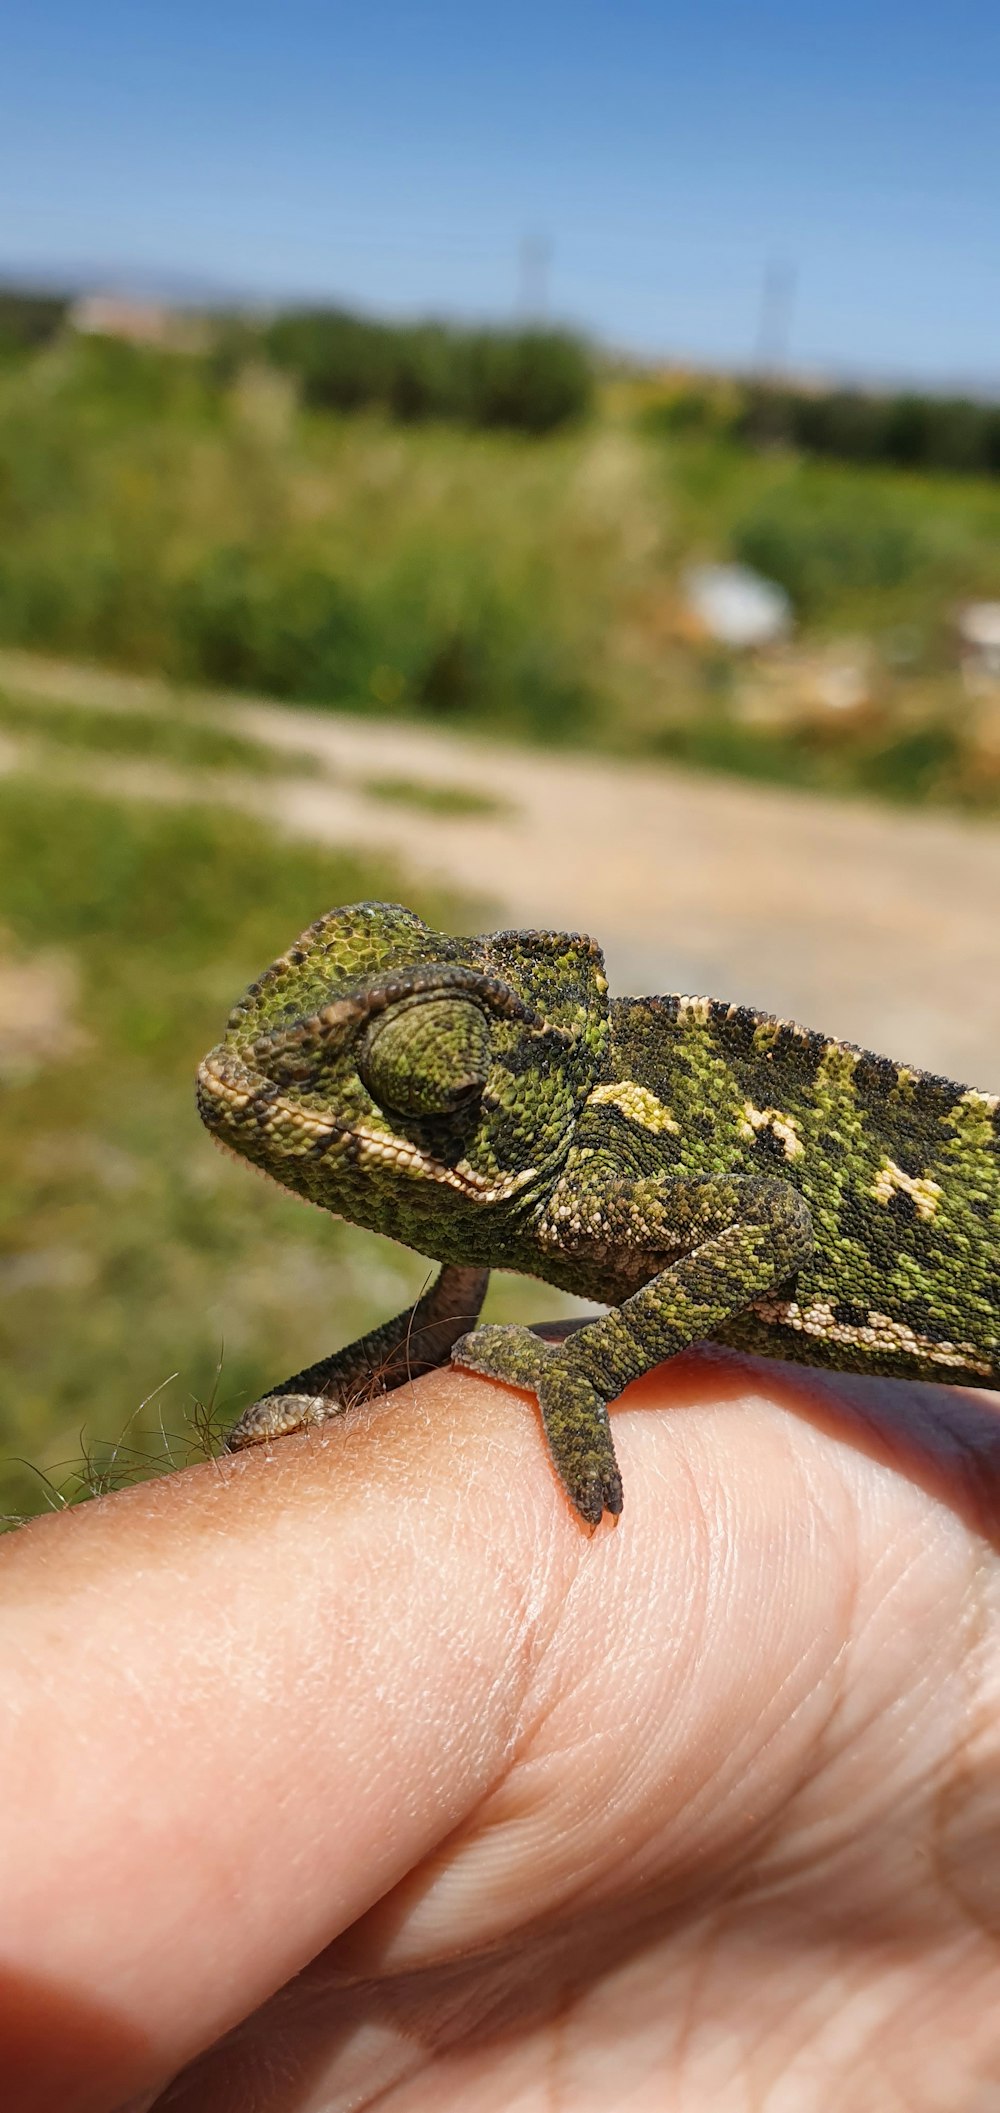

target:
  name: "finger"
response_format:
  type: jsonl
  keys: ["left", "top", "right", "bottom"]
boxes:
{"left": 0, "top": 1370, "right": 567, "bottom": 2110}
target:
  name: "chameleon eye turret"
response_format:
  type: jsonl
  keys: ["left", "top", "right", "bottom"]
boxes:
{"left": 358, "top": 997, "right": 491, "bottom": 1118}
{"left": 199, "top": 900, "right": 999, "bottom": 1526}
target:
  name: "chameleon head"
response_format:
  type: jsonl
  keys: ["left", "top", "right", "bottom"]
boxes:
{"left": 196, "top": 901, "right": 610, "bottom": 1237}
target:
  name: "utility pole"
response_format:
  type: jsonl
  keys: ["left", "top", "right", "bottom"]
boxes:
{"left": 516, "top": 233, "right": 552, "bottom": 322}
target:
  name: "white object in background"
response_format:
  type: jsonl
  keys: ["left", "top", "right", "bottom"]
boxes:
{"left": 683, "top": 562, "right": 792, "bottom": 650}
{"left": 957, "top": 602, "right": 1000, "bottom": 688}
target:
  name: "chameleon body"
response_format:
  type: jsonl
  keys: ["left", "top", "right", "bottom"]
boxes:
{"left": 197, "top": 902, "right": 1000, "bottom": 1525}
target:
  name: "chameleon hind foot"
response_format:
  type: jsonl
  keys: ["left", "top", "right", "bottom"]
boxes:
{"left": 225, "top": 1388, "right": 347, "bottom": 1450}
{"left": 454, "top": 1323, "right": 623, "bottom": 1526}
{"left": 226, "top": 1262, "right": 490, "bottom": 1454}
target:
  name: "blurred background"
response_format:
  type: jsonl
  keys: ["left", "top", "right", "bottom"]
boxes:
{"left": 2, "top": 0, "right": 999, "bottom": 1516}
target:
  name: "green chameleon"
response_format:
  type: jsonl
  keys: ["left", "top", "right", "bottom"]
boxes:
{"left": 197, "top": 901, "right": 1000, "bottom": 1526}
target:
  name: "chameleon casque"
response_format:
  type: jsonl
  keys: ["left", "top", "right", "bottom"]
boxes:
{"left": 197, "top": 901, "right": 1000, "bottom": 1525}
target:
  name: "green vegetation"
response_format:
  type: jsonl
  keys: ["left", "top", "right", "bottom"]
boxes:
{"left": 262, "top": 309, "right": 593, "bottom": 433}
{"left": 0, "top": 330, "right": 999, "bottom": 806}
{"left": 361, "top": 773, "right": 511, "bottom": 818}
{"left": 744, "top": 384, "right": 1000, "bottom": 479}
{"left": 0, "top": 684, "right": 315, "bottom": 775}
{"left": 0, "top": 286, "right": 69, "bottom": 356}
{"left": 641, "top": 375, "right": 1000, "bottom": 480}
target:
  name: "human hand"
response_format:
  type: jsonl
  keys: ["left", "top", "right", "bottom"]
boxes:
{"left": 3, "top": 1350, "right": 1000, "bottom": 2112}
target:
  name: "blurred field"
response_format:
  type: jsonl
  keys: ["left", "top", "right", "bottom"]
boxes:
{"left": 2, "top": 317, "right": 999, "bottom": 1525}
{"left": 1, "top": 332, "right": 1000, "bottom": 806}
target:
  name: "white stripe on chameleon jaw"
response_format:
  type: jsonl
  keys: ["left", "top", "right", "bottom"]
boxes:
{"left": 353, "top": 1126, "right": 535, "bottom": 1201}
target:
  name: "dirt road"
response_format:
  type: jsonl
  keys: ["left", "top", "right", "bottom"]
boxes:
{"left": 2, "top": 649, "right": 998, "bottom": 1088}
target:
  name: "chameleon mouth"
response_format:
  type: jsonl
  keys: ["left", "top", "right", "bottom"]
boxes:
{"left": 349, "top": 1122, "right": 534, "bottom": 1200}
{"left": 196, "top": 1052, "right": 533, "bottom": 1203}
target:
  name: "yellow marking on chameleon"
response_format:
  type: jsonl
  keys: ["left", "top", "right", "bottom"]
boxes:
{"left": 962, "top": 1087, "right": 1000, "bottom": 1116}
{"left": 739, "top": 1101, "right": 804, "bottom": 1161}
{"left": 752, "top": 1297, "right": 993, "bottom": 1377}
{"left": 588, "top": 1080, "right": 680, "bottom": 1133}
{"left": 872, "top": 1159, "right": 943, "bottom": 1221}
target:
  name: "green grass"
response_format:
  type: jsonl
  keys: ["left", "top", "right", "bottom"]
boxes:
{"left": 0, "top": 336, "right": 999, "bottom": 807}
{"left": 0, "top": 684, "right": 317, "bottom": 775}
{"left": 361, "top": 773, "right": 512, "bottom": 818}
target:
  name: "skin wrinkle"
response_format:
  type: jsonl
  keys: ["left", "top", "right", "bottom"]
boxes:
{"left": 826, "top": 1534, "right": 964, "bottom": 1804}
{"left": 350, "top": 1394, "right": 866, "bottom": 1986}
{"left": 435, "top": 1428, "right": 832, "bottom": 1969}
{"left": 385, "top": 1417, "right": 712, "bottom": 1955}
{"left": 929, "top": 1539, "right": 1000, "bottom": 1949}
{"left": 665, "top": 1429, "right": 854, "bottom": 1877}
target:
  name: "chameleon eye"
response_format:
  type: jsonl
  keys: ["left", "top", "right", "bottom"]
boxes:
{"left": 358, "top": 998, "right": 491, "bottom": 1119}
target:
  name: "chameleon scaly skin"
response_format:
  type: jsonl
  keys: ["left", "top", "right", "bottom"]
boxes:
{"left": 197, "top": 902, "right": 1000, "bottom": 1525}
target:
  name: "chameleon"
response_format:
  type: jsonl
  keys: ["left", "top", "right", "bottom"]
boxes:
{"left": 196, "top": 901, "right": 1000, "bottom": 1526}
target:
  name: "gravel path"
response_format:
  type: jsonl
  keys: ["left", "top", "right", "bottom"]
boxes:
{"left": 2, "top": 648, "right": 998, "bottom": 1088}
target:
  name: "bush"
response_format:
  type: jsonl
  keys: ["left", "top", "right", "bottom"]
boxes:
{"left": 740, "top": 384, "right": 1000, "bottom": 479}
{"left": 0, "top": 286, "right": 69, "bottom": 357}
{"left": 458, "top": 330, "right": 593, "bottom": 434}
{"left": 732, "top": 482, "right": 922, "bottom": 614}
{"left": 169, "top": 551, "right": 370, "bottom": 699}
{"left": 264, "top": 308, "right": 592, "bottom": 433}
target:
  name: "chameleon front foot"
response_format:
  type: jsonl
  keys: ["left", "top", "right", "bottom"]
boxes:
{"left": 453, "top": 1323, "right": 623, "bottom": 1527}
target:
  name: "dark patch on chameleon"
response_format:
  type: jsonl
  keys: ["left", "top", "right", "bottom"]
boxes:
{"left": 496, "top": 1037, "right": 547, "bottom": 1080}
{"left": 832, "top": 1299, "right": 871, "bottom": 1328}
{"left": 748, "top": 1015, "right": 828, "bottom": 1092}
{"left": 893, "top": 1310, "right": 954, "bottom": 1345}
{"left": 886, "top": 1188, "right": 920, "bottom": 1225}
{"left": 750, "top": 1123, "right": 794, "bottom": 1167}
{"left": 853, "top": 1051, "right": 902, "bottom": 1103}
{"left": 718, "top": 1003, "right": 762, "bottom": 1061}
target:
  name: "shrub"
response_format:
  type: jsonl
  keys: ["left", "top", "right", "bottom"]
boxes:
{"left": 169, "top": 550, "right": 370, "bottom": 699}
{"left": 740, "top": 383, "right": 1000, "bottom": 480}
{"left": 732, "top": 482, "right": 922, "bottom": 614}
{"left": 264, "top": 308, "right": 592, "bottom": 433}
{"left": 459, "top": 330, "right": 593, "bottom": 433}
{"left": 0, "top": 286, "right": 69, "bottom": 356}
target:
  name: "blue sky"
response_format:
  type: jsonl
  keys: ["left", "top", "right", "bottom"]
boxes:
{"left": 5, "top": 1, "right": 1000, "bottom": 383}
